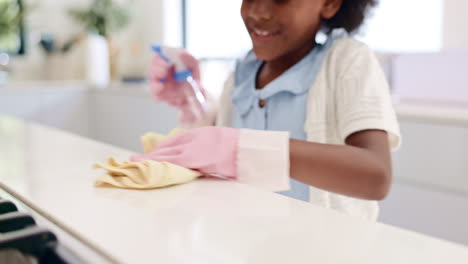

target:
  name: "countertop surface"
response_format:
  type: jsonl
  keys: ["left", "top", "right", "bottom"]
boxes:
{"left": 1, "top": 114, "right": 468, "bottom": 263}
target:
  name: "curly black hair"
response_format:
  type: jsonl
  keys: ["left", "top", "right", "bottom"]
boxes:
{"left": 322, "top": 0, "right": 378, "bottom": 34}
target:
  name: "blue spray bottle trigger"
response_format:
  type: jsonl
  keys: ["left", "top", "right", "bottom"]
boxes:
{"left": 151, "top": 45, "right": 167, "bottom": 83}
{"left": 151, "top": 44, "right": 193, "bottom": 83}
{"left": 174, "top": 70, "right": 192, "bottom": 82}
{"left": 151, "top": 45, "right": 168, "bottom": 62}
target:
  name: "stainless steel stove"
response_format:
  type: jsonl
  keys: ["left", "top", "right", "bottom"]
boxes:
{"left": 0, "top": 192, "right": 114, "bottom": 264}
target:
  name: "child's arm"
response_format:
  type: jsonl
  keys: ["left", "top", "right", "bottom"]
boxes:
{"left": 288, "top": 40, "right": 400, "bottom": 201}
{"left": 290, "top": 129, "right": 391, "bottom": 201}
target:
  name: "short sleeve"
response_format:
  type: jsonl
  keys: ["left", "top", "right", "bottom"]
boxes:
{"left": 336, "top": 45, "right": 401, "bottom": 151}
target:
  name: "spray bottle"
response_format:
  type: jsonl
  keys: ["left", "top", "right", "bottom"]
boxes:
{"left": 151, "top": 45, "right": 208, "bottom": 123}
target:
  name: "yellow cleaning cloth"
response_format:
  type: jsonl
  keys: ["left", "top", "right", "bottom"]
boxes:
{"left": 93, "top": 129, "right": 203, "bottom": 189}
{"left": 139, "top": 128, "right": 185, "bottom": 154}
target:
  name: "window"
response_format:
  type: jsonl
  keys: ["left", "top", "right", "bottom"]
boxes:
{"left": 183, "top": 0, "right": 250, "bottom": 59}
{"left": 0, "top": 0, "right": 25, "bottom": 55}
{"left": 180, "top": 0, "right": 444, "bottom": 95}
{"left": 182, "top": 0, "right": 444, "bottom": 56}
{"left": 357, "top": 0, "right": 444, "bottom": 53}
{"left": 180, "top": 0, "right": 248, "bottom": 96}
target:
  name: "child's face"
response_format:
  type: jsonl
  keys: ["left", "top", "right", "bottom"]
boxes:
{"left": 241, "top": 0, "right": 340, "bottom": 62}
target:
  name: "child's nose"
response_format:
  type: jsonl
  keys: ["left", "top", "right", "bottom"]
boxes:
{"left": 247, "top": 1, "right": 273, "bottom": 21}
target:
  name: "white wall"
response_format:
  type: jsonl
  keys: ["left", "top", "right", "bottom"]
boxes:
{"left": 357, "top": 0, "right": 444, "bottom": 53}
{"left": 162, "top": 0, "right": 183, "bottom": 47}
{"left": 10, "top": 0, "right": 165, "bottom": 81}
{"left": 116, "top": 0, "right": 165, "bottom": 78}
{"left": 443, "top": 0, "right": 468, "bottom": 50}
{"left": 359, "top": 0, "right": 468, "bottom": 51}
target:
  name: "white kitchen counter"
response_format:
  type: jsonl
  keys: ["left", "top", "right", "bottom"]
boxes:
{"left": 1, "top": 114, "right": 468, "bottom": 263}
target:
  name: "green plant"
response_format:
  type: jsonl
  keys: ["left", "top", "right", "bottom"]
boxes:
{"left": 0, "top": 0, "right": 24, "bottom": 39}
{"left": 68, "top": 0, "right": 132, "bottom": 38}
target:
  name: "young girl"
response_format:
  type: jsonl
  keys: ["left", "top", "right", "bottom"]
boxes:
{"left": 132, "top": 0, "right": 401, "bottom": 221}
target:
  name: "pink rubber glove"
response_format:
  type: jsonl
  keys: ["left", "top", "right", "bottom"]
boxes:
{"left": 149, "top": 51, "right": 205, "bottom": 123}
{"left": 131, "top": 127, "right": 240, "bottom": 178}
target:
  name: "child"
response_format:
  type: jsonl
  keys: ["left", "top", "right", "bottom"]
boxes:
{"left": 132, "top": 0, "right": 401, "bottom": 221}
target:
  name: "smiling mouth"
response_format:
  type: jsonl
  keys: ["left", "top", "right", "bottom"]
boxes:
{"left": 252, "top": 28, "right": 278, "bottom": 37}
{"left": 249, "top": 26, "right": 281, "bottom": 42}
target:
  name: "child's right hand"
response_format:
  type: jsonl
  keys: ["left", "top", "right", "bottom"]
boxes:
{"left": 149, "top": 51, "right": 205, "bottom": 123}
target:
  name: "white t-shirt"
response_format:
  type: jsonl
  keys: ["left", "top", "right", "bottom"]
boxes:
{"left": 215, "top": 38, "right": 401, "bottom": 221}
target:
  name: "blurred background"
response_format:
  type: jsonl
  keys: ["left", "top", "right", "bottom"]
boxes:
{"left": 1, "top": 0, "right": 467, "bottom": 247}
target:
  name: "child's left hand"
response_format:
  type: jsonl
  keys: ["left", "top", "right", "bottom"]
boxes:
{"left": 130, "top": 127, "right": 240, "bottom": 178}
